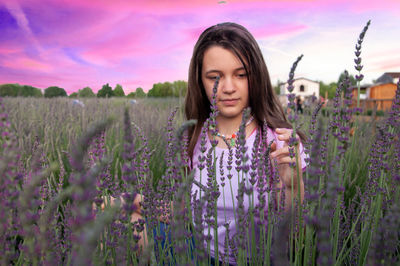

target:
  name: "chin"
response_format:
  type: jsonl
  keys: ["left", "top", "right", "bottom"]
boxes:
{"left": 219, "top": 111, "right": 243, "bottom": 119}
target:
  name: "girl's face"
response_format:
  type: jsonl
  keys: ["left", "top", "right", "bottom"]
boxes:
{"left": 201, "top": 45, "right": 249, "bottom": 121}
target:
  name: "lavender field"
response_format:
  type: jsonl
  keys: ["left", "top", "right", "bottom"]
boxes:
{"left": 1, "top": 23, "right": 399, "bottom": 265}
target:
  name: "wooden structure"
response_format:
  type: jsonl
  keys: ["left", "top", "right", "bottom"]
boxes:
{"left": 351, "top": 72, "right": 399, "bottom": 111}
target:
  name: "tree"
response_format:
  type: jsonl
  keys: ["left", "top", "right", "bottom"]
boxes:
{"left": 0, "top": 84, "right": 42, "bottom": 97}
{"left": 319, "top": 81, "right": 337, "bottom": 99}
{"left": 172, "top": 80, "right": 188, "bottom": 97}
{"left": 97, "top": 83, "right": 113, "bottom": 98}
{"left": 338, "top": 71, "right": 357, "bottom": 87}
{"left": 127, "top": 92, "right": 136, "bottom": 98}
{"left": 44, "top": 86, "right": 67, "bottom": 98}
{"left": 148, "top": 82, "right": 174, "bottom": 97}
{"left": 25, "top": 85, "right": 42, "bottom": 97}
{"left": 135, "top": 87, "right": 146, "bottom": 98}
{"left": 69, "top": 92, "right": 78, "bottom": 98}
{"left": 78, "top": 86, "right": 95, "bottom": 97}
{"left": 113, "top": 84, "right": 125, "bottom": 97}
{"left": 0, "top": 84, "right": 20, "bottom": 97}
{"left": 273, "top": 80, "right": 282, "bottom": 95}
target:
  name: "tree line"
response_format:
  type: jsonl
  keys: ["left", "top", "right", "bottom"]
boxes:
{"left": 0, "top": 80, "right": 188, "bottom": 98}
{"left": 0, "top": 72, "right": 356, "bottom": 99}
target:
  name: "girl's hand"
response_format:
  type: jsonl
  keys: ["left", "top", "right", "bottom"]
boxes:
{"left": 93, "top": 194, "right": 142, "bottom": 214}
{"left": 270, "top": 128, "right": 302, "bottom": 189}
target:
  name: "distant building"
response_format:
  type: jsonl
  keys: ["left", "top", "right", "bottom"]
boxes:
{"left": 279, "top": 78, "right": 320, "bottom": 107}
{"left": 379, "top": 72, "right": 400, "bottom": 84}
{"left": 351, "top": 72, "right": 399, "bottom": 111}
{"left": 279, "top": 77, "right": 320, "bottom": 98}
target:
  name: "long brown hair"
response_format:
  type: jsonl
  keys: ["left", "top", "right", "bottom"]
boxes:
{"left": 185, "top": 22, "right": 305, "bottom": 160}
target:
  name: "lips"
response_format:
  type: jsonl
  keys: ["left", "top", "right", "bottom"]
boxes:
{"left": 220, "top": 99, "right": 239, "bottom": 106}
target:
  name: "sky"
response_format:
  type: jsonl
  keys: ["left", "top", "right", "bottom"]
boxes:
{"left": 0, "top": 0, "right": 399, "bottom": 94}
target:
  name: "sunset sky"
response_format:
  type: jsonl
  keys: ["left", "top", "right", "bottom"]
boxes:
{"left": 1, "top": 0, "right": 399, "bottom": 94}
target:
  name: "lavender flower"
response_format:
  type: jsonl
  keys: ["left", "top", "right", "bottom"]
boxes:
{"left": 354, "top": 20, "right": 371, "bottom": 111}
{"left": 286, "top": 54, "right": 304, "bottom": 124}
{"left": 171, "top": 174, "right": 193, "bottom": 263}
{"left": 67, "top": 118, "right": 113, "bottom": 264}
{"left": 234, "top": 181, "right": 247, "bottom": 260}
{"left": 192, "top": 190, "right": 207, "bottom": 263}
{"left": 0, "top": 99, "right": 23, "bottom": 264}
{"left": 234, "top": 107, "right": 250, "bottom": 173}
{"left": 208, "top": 77, "right": 220, "bottom": 148}
{"left": 249, "top": 129, "right": 261, "bottom": 186}
{"left": 305, "top": 101, "right": 324, "bottom": 164}
{"left": 387, "top": 79, "right": 400, "bottom": 129}
{"left": 334, "top": 71, "right": 354, "bottom": 156}
{"left": 286, "top": 55, "right": 303, "bottom": 169}
{"left": 369, "top": 201, "right": 400, "bottom": 264}
{"left": 219, "top": 151, "right": 225, "bottom": 187}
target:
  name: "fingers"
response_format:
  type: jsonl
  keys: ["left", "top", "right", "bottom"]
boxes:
{"left": 273, "top": 155, "right": 298, "bottom": 165}
{"left": 270, "top": 145, "right": 288, "bottom": 158}
{"left": 275, "top": 128, "right": 300, "bottom": 148}
{"left": 275, "top": 128, "right": 292, "bottom": 143}
{"left": 270, "top": 141, "right": 300, "bottom": 165}
{"left": 93, "top": 196, "right": 117, "bottom": 212}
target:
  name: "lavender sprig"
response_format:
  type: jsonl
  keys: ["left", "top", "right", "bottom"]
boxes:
{"left": 208, "top": 76, "right": 220, "bottom": 147}
{"left": 67, "top": 118, "right": 113, "bottom": 264}
{"left": 305, "top": 101, "right": 324, "bottom": 164}
{"left": 286, "top": 54, "right": 303, "bottom": 124}
{"left": 0, "top": 99, "right": 23, "bottom": 264}
{"left": 354, "top": 20, "right": 371, "bottom": 112}
{"left": 234, "top": 107, "right": 250, "bottom": 173}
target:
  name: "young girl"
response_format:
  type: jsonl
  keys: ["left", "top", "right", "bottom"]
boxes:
{"left": 185, "top": 22, "right": 307, "bottom": 265}
{"left": 103, "top": 22, "right": 307, "bottom": 265}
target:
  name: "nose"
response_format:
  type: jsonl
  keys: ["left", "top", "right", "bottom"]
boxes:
{"left": 220, "top": 76, "right": 235, "bottom": 94}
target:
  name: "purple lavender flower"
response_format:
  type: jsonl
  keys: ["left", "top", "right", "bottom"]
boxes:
{"left": 305, "top": 101, "right": 324, "bottom": 164}
{"left": 286, "top": 55, "right": 303, "bottom": 124}
{"left": 387, "top": 79, "right": 400, "bottom": 129}
{"left": 192, "top": 190, "right": 207, "bottom": 263}
{"left": 234, "top": 181, "right": 247, "bottom": 256}
{"left": 354, "top": 20, "right": 371, "bottom": 111}
{"left": 219, "top": 151, "right": 225, "bottom": 187}
{"left": 234, "top": 107, "right": 250, "bottom": 173}
{"left": 66, "top": 118, "right": 113, "bottom": 264}
{"left": 369, "top": 201, "right": 400, "bottom": 264}
{"left": 249, "top": 129, "right": 261, "bottom": 186}
{"left": 171, "top": 175, "right": 193, "bottom": 262}
{"left": 208, "top": 77, "right": 220, "bottom": 148}
{"left": 303, "top": 118, "right": 324, "bottom": 233}
{"left": 354, "top": 20, "right": 371, "bottom": 82}
{"left": 165, "top": 107, "right": 179, "bottom": 169}
{"left": 196, "top": 119, "right": 209, "bottom": 173}
{"left": 0, "top": 99, "right": 23, "bottom": 264}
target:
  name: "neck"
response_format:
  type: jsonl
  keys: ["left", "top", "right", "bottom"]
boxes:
{"left": 215, "top": 114, "right": 246, "bottom": 136}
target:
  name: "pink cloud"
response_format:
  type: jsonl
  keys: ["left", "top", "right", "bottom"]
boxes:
{"left": 345, "top": 0, "right": 400, "bottom": 14}
{"left": 0, "top": 44, "right": 22, "bottom": 55}
{"left": 252, "top": 23, "right": 308, "bottom": 38}
{"left": 2, "top": 57, "right": 53, "bottom": 72}
{"left": 367, "top": 57, "right": 400, "bottom": 72}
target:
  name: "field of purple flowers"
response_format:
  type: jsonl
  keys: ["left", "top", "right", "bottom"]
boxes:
{"left": 1, "top": 21, "right": 399, "bottom": 265}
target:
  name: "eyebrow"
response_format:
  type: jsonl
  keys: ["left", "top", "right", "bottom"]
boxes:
{"left": 205, "top": 67, "right": 246, "bottom": 75}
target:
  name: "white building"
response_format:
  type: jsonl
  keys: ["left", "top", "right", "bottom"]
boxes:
{"left": 279, "top": 77, "right": 320, "bottom": 99}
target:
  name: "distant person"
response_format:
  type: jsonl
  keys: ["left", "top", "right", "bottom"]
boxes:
{"left": 296, "top": 96, "right": 303, "bottom": 114}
